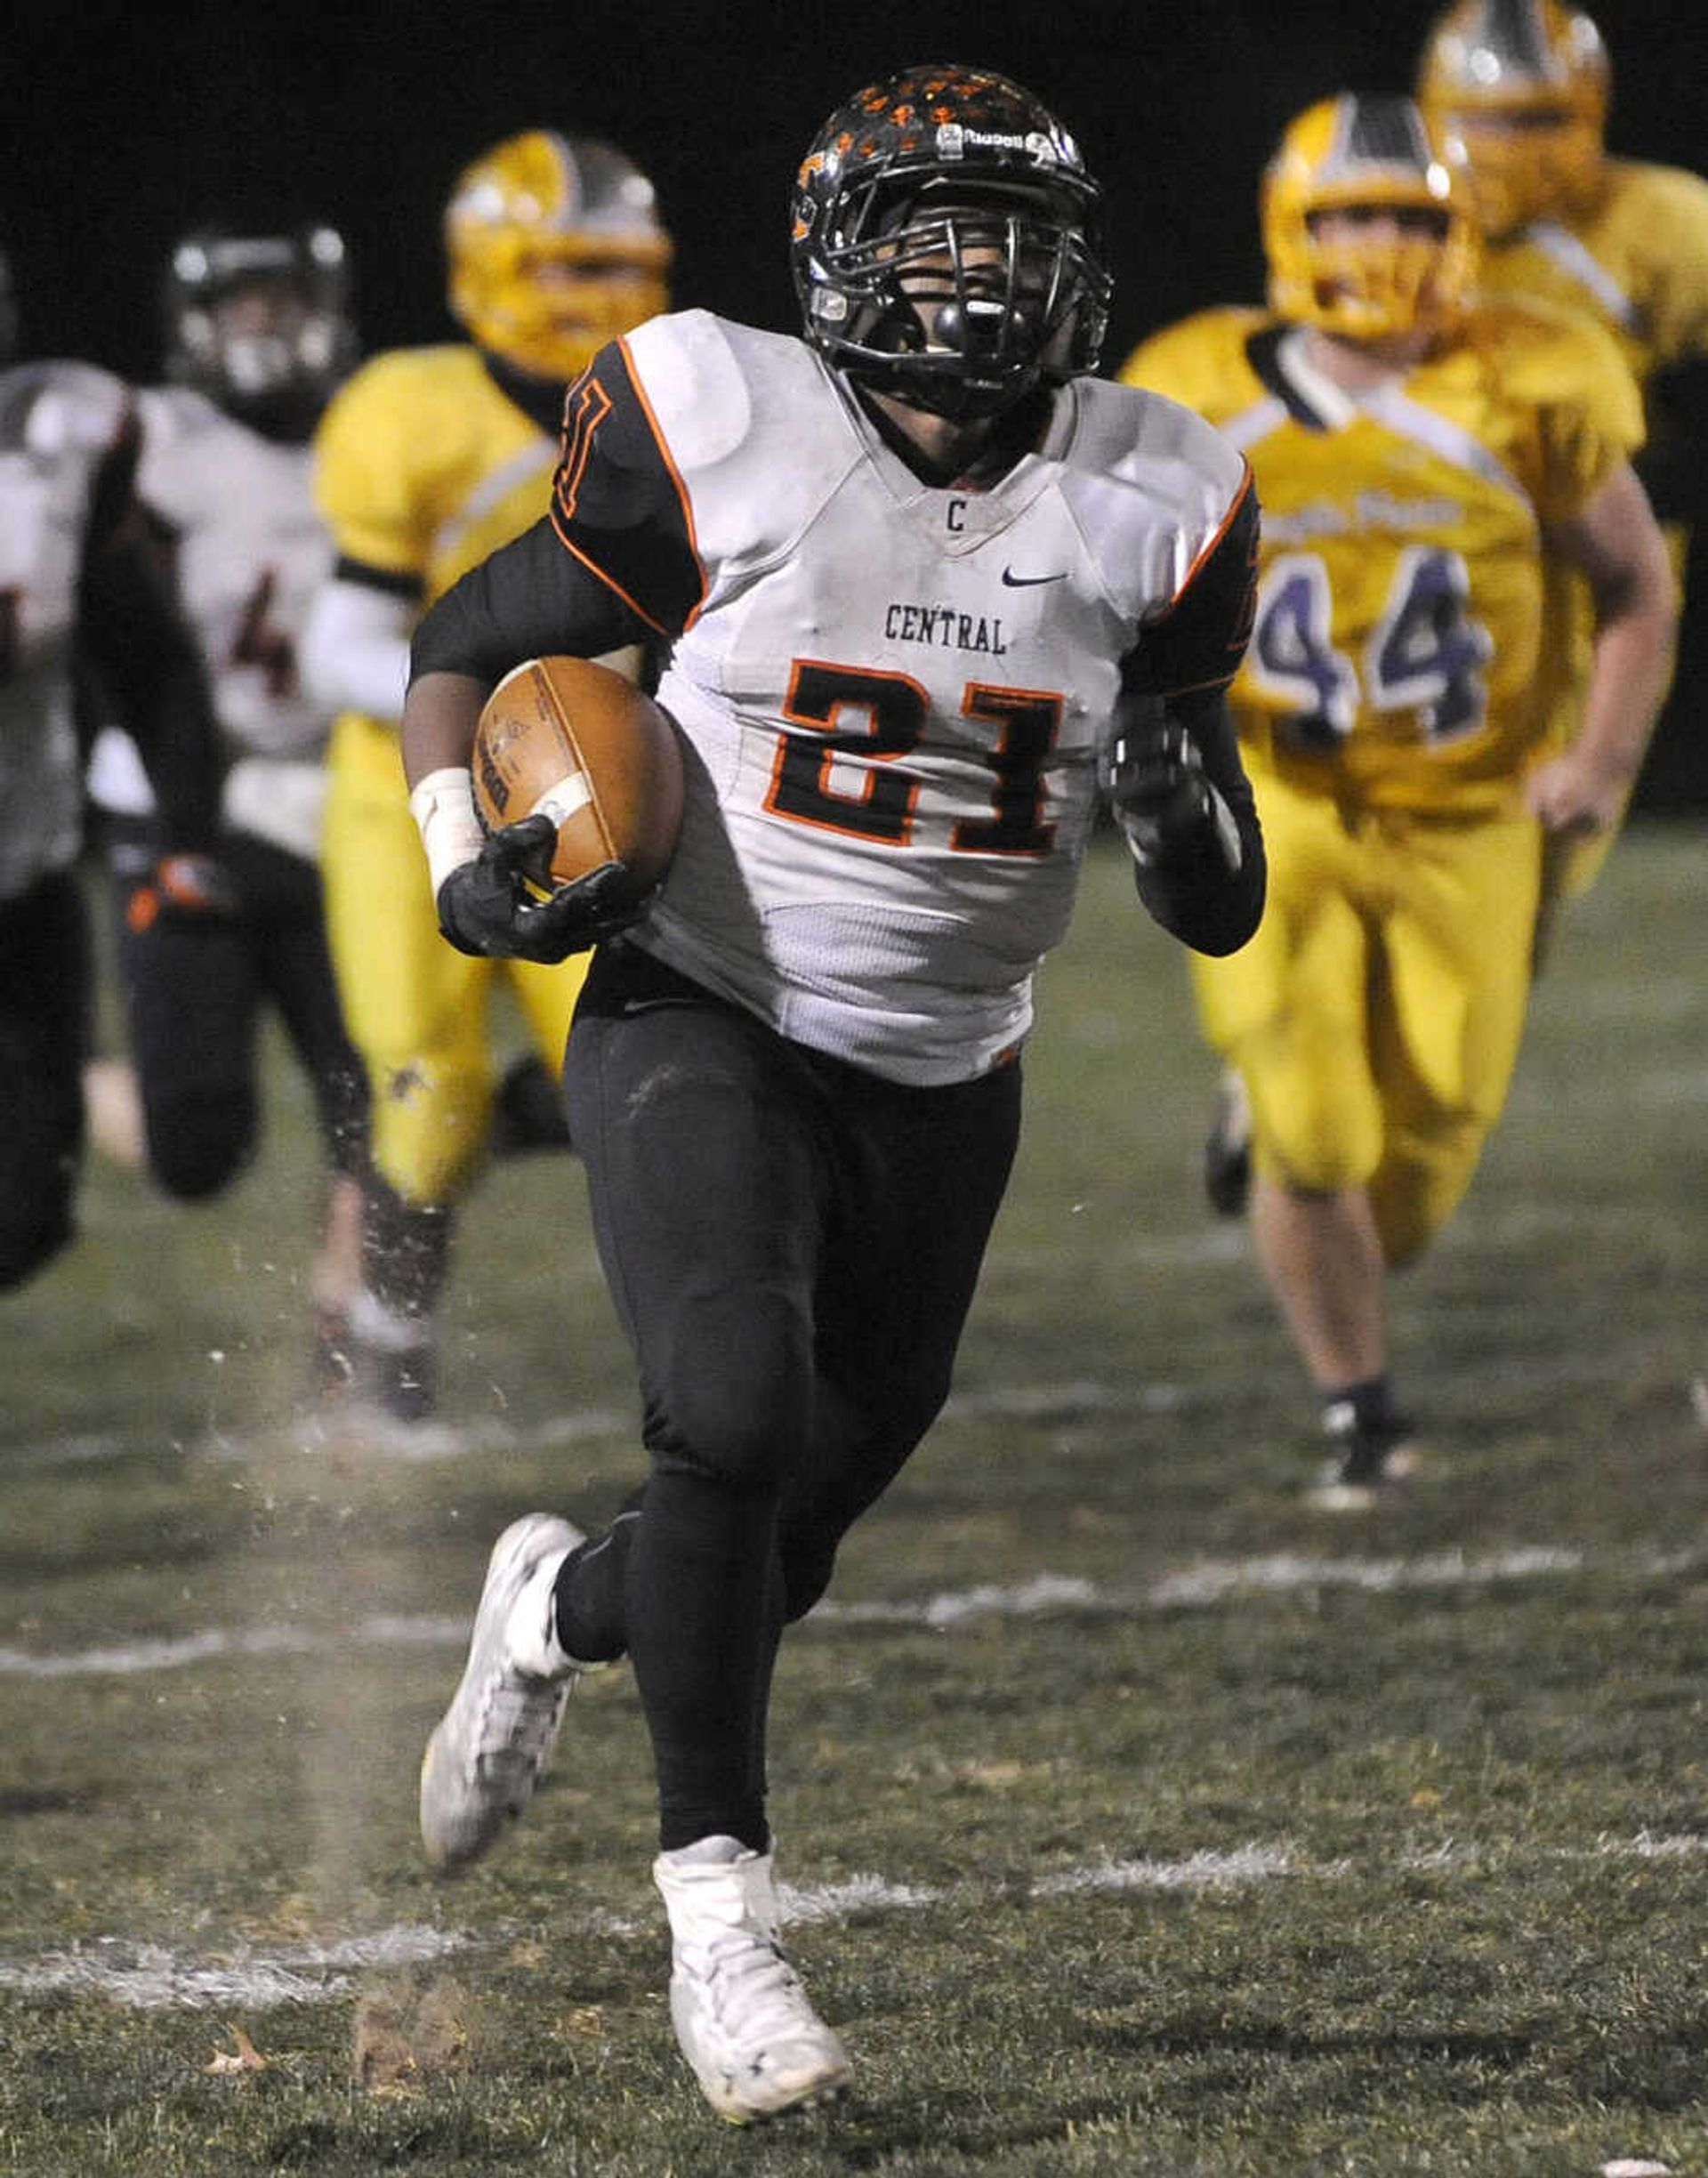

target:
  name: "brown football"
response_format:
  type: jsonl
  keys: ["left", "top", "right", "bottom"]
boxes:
{"left": 471, "top": 655, "right": 684, "bottom": 891}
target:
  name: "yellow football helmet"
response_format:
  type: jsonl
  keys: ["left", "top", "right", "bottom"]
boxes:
{"left": 445, "top": 130, "right": 673, "bottom": 383}
{"left": 1261, "top": 94, "right": 1479, "bottom": 344}
{"left": 1417, "top": 0, "right": 1608, "bottom": 237}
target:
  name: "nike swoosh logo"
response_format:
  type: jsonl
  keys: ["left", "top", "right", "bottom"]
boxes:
{"left": 1001, "top": 568, "right": 1068, "bottom": 587}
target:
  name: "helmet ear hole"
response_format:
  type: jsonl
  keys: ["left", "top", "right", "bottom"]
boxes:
{"left": 790, "top": 64, "right": 1111, "bottom": 420}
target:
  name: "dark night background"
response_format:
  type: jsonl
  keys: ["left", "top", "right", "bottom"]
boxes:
{"left": 10, "top": 0, "right": 1707, "bottom": 798}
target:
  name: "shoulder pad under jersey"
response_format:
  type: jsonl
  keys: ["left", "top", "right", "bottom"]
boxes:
{"left": 1058, "top": 375, "right": 1253, "bottom": 627}
{"left": 619, "top": 311, "right": 859, "bottom": 576}
{"left": 0, "top": 359, "right": 130, "bottom": 460}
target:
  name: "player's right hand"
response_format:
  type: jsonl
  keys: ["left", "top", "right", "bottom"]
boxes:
{"left": 435, "top": 816, "right": 651, "bottom": 962}
{"left": 1105, "top": 712, "right": 1243, "bottom": 875}
{"left": 125, "top": 853, "right": 241, "bottom": 935}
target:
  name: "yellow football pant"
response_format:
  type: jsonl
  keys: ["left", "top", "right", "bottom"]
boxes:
{"left": 320, "top": 712, "right": 588, "bottom": 1206}
{"left": 1190, "top": 771, "right": 1542, "bottom": 1269}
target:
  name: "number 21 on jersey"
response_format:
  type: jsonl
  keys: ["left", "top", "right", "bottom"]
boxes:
{"left": 766, "top": 659, "right": 1062, "bottom": 856}
{"left": 1247, "top": 546, "right": 1492, "bottom": 750}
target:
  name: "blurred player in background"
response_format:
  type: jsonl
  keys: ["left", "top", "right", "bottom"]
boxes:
{"left": 1122, "top": 94, "right": 1676, "bottom": 1505}
{"left": 0, "top": 245, "right": 225, "bottom": 1290}
{"left": 1418, "top": 0, "right": 1708, "bottom": 942}
{"left": 399, "top": 63, "right": 1263, "bottom": 2120}
{"left": 301, "top": 131, "right": 672, "bottom": 1422}
{"left": 85, "top": 224, "right": 370, "bottom": 1380}
{"left": 1196, "top": 2, "right": 1708, "bottom": 1225}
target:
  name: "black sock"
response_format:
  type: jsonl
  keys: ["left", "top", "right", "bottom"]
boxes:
{"left": 1321, "top": 1373, "right": 1412, "bottom": 1440}
{"left": 552, "top": 1509, "right": 640, "bottom": 1664}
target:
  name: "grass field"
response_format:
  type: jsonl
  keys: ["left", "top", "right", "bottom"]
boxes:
{"left": 2, "top": 824, "right": 1704, "bottom": 2177}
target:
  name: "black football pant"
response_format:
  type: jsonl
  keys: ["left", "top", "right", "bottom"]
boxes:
{"left": 0, "top": 868, "right": 91, "bottom": 1289}
{"left": 562, "top": 940, "right": 1021, "bottom": 1853}
{"left": 108, "top": 823, "right": 368, "bottom": 1199}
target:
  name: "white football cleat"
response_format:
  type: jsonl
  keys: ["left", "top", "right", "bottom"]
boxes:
{"left": 419, "top": 1513, "right": 588, "bottom": 1868}
{"left": 654, "top": 1835, "right": 851, "bottom": 2123}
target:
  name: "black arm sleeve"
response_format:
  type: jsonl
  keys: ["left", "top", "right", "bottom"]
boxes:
{"left": 78, "top": 433, "right": 222, "bottom": 852}
{"left": 1124, "top": 684, "right": 1266, "bottom": 957}
{"left": 1116, "top": 465, "right": 1264, "bottom": 953}
{"left": 409, "top": 513, "right": 651, "bottom": 689}
{"left": 1631, "top": 355, "right": 1708, "bottom": 525}
{"left": 1128, "top": 466, "right": 1261, "bottom": 698}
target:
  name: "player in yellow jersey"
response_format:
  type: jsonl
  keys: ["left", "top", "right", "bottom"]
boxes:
{"left": 1121, "top": 94, "right": 1677, "bottom": 1504}
{"left": 301, "top": 132, "right": 671, "bottom": 1419}
{"left": 1419, "top": 0, "right": 1708, "bottom": 928}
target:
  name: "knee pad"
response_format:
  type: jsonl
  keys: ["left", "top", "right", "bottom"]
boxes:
{"left": 780, "top": 1539, "right": 837, "bottom": 1625}
{"left": 1369, "top": 1115, "right": 1488, "bottom": 1269}
{"left": 645, "top": 1314, "right": 814, "bottom": 1499}
{"left": 147, "top": 1092, "right": 254, "bottom": 1201}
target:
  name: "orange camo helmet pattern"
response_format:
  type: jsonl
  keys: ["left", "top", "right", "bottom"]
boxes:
{"left": 1417, "top": 0, "right": 1609, "bottom": 235}
{"left": 445, "top": 131, "right": 673, "bottom": 383}
{"left": 1262, "top": 94, "right": 1480, "bottom": 343}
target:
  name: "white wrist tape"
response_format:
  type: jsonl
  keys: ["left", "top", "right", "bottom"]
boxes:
{"left": 409, "top": 767, "right": 485, "bottom": 895}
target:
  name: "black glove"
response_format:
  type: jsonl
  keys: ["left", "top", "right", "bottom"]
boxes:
{"left": 1104, "top": 712, "right": 1238, "bottom": 872}
{"left": 436, "top": 815, "right": 652, "bottom": 963}
{"left": 125, "top": 851, "right": 241, "bottom": 936}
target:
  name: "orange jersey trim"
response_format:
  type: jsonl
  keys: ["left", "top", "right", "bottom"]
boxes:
{"left": 617, "top": 332, "right": 708, "bottom": 633}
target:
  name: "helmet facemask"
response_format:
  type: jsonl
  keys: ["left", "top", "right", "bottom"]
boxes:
{"left": 1300, "top": 206, "right": 1460, "bottom": 342}
{"left": 807, "top": 179, "right": 1104, "bottom": 421}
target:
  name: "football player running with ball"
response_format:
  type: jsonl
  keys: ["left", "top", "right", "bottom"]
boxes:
{"left": 401, "top": 65, "right": 1265, "bottom": 2122}
{"left": 301, "top": 133, "right": 672, "bottom": 1422}
{"left": 1122, "top": 95, "right": 1676, "bottom": 1508}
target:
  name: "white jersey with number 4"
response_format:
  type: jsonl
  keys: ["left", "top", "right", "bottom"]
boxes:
{"left": 552, "top": 311, "right": 1253, "bottom": 1084}
{"left": 85, "top": 384, "right": 336, "bottom": 860}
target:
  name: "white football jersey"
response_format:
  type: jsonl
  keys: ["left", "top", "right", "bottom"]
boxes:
{"left": 0, "top": 361, "right": 132, "bottom": 901}
{"left": 557, "top": 312, "right": 1251, "bottom": 1085}
{"left": 86, "top": 385, "right": 337, "bottom": 859}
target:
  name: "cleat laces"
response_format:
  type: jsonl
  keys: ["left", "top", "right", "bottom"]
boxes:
{"left": 469, "top": 1675, "right": 568, "bottom": 1787}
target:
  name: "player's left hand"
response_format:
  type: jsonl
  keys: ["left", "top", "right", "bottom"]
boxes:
{"left": 436, "top": 815, "right": 652, "bottom": 962}
{"left": 125, "top": 852, "right": 241, "bottom": 935}
{"left": 1105, "top": 711, "right": 1242, "bottom": 872}
{"left": 1522, "top": 752, "right": 1631, "bottom": 836}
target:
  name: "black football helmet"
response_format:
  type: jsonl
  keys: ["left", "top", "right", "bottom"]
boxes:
{"left": 790, "top": 63, "right": 1111, "bottom": 421}
{"left": 163, "top": 224, "right": 358, "bottom": 438}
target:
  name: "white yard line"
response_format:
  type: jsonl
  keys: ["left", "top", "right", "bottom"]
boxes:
{"left": 1, "top": 1833, "right": 1699, "bottom": 2013}
{"left": 0, "top": 1926, "right": 471, "bottom": 2011}
{"left": 2, "top": 1544, "right": 1697, "bottom": 1679}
